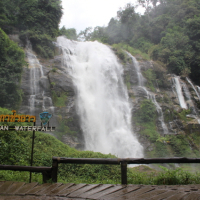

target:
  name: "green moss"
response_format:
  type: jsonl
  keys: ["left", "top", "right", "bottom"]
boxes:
{"left": 112, "top": 44, "right": 127, "bottom": 63}
{"left": 136, "top": 99, "right": 157, "bottom": 123}
{"left": 143, "top": 69, "right": 156, "bottom": 92}
{"left": 177, "top": 109, "right": 191, "bottom": 122}
{"left": 52, "top": 91, "right": 67, "bottom": 108}
{"left": 125, "top": 73, "right": 131, "bottom": 89}
{"left": 168, "top": 135, "right": 192, "bottom": 157}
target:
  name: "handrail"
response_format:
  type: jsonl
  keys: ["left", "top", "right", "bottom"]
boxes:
{"left": 0, "top": 164, "right": 52, "bottom": 183}
{"left": 51, "top": 157, "right": 200, "bottom": 184}
{"left": 52, "top": 157, "right": 200, "bottom": 164}
{"left": 1, "top": 157, "right": 200, "bottom": 185}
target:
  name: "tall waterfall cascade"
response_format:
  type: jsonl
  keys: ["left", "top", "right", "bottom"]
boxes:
{"left": 57, "top": 36, "right": 143, "bottom": 158}
{"left": 127, "top": 52, "right": 169, "bottom": 135}
{"left": 186, "top": 78, "right": 200, "bottom": 101}
{"left": 173, "top": 76, "right": 188, "bottom": 109}
{"left": 26, "top": 42, "right": 54, "bottom": 117}
{"left": 173, "top": 76, "right": 200, "bottom": 123}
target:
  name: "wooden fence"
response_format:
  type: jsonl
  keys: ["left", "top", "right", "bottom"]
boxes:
{"left": 1, "top": 157, "right": 200, "bottom": 184}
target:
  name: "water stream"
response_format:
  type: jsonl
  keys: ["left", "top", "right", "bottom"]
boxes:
{"left": 26, "top": 42, "right": 54, "bottom": 116}
{"left": 186, "top": 77, "right": 200, "bottom": 101}
{"left": 127, "top": 52, "right": 169, "bottom": 135}
{"left": 173, "top": 76, "right": 187, "bottom": 109}
{"left": 57, "top": 36, "right": 143, "bottom": 158}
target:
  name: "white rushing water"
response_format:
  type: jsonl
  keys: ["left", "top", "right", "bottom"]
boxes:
{"left": 26, "top": 42, "right": 54, "bottom": 115}
{"left": 186, "top": 77, "right": 200, "bottom": 101}
{"left": 57, "top": 36, "right": 143, "bottom": 158}
{"left": 173, "top": 76, "right": 188, "bottom": 109}
{"left": 127, "top": 52, "right": 169, "bottom": 134}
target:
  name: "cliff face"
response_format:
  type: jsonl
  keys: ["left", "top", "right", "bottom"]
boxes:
{"left": 19, "top": 39, "right": 200, "bottom": 158}
{"left": 124, "top": 55, "right": 200, "bottom": 158}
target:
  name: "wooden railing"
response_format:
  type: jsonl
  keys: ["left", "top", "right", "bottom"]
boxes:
{"left": 0, "top": 165, "right": 52, "bottom": 183}
{"left": 1, "top": 157, "right": 200, "bottom": 184}
{"left": 51, "top": 157, "right": 200, "bottom": 184}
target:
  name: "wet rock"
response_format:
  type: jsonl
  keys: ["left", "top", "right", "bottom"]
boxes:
{"left": 48, "top": 70, "right": 74, "bottom": 95}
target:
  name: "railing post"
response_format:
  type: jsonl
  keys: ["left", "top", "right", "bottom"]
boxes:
{"left": 42, "top": 171, "right": 51, "bottom": 183}
{"left": 121, "top": 161, "right": 127, "bottom": 185}
{"left": 51, "top": 159, "right": 58, "bottom": 183}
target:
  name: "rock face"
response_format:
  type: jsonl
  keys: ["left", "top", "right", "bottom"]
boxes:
{"left": 19, "top": 48, "right": 83, "bottom": 149}
{"left": 18, "top": 40, "right": 200, "bottom": 158}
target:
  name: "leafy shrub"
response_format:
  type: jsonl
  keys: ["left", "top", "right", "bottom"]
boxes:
{"left": 0, "top": 29, "right": 26, "bottom": 109}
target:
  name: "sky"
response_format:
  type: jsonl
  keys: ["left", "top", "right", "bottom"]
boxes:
{"left": 60, "top": 0, "right": 144, "bottom": 34}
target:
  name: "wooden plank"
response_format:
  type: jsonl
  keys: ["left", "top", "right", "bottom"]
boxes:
{"left": 150, "top": 190, "right": 178, "bottom": 200}
{"left": 77, "top": 184, "right": 113, "bottom": 198}
{"left": 0, "top": 195, "right": 84, "bottom": 200}
{"left": 182, "top": 192, "right": 200, "bottom": 200}
{"left": 0, "top": 182, "right": 5, "bottom": 187}
{"left": 68, "top": 184, "right": 99, "bottom": 197}
{"left": 5, "top": 182, "right": 26, "bottom": 194}
{"left": 136, "top": 189, "right": 168, "bottom": 199}
{"left": 16, "top": 182, "right": 38, "bottom": 195}
{"left": 87, "top": 185, "right": 126, "bottom": 199}
{"left": 0, "top": 181, "right": 13, "bottom": 193}
{"left": 101, "top": 185, "right": 141, "bottom": 200}
{"left": 49, "top": 183, "right": 74, "bottom": 195}
{"left": 36, "top": 183, "right": 62, "bottom": 195}
{"left": 165, "top": 192, "right": 188, "bottom": 200}
{"left": 58, "top": 183, "right": 87, "bottom": 196}
{"left": 115, "top": 186, "right": 155, "bottom": 200}
{"left": 26, "top": 183, "right": 51, "bottom": 195}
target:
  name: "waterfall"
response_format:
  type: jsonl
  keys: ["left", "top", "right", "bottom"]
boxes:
{"left": 197, "top": 86, "right": 200, "bottom": 95}
{"left": 127, "top": 52, "right": 169, "bottom": 135}
{"left": 186, "top": 78, "right": 200, "bottom": 101}
{"left": 173, "top": 76, "right": 200, "bottom": 123}
{"left": 173, "top": 76, "right": 187, "bottom": 109}
{"left": 26, "top": 42, "right": 54, "bottom": 117}
{"left": 57, "top": 36, "right": 143, "bottom": 158}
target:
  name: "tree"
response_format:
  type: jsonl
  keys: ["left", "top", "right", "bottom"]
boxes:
{"left": 107, "top": 18, "right": 121, "bottom": 44}
{"left": 0, "top": 28, "right": 26, "bottom": 108}
{"left": 90, "top": 26, "right": 108, "bottom": 43}
{"left": 78, "top": 27, "right": 92, "bottom": 41}
{"left": 117, "top": 3, "right": 138, "bottom": 41}
{"left": 59, "top": 27, "right": 77, "bottom": 40}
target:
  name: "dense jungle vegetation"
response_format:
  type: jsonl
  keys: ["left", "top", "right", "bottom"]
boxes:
{"left": 81, "top": 0, "right": 200, "bottom": 85}
{"left": 0, "top": 0, "right": 63, "bottom": 108}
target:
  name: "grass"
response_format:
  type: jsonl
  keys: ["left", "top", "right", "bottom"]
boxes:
{"left": 1, "top": 129, "right": 200, "bottom": 185}
{"left": 1, "top": 108, "right": 200, "bottom": 185}
{"left": 112, "top": 43, "right": 150, "bottom": 61}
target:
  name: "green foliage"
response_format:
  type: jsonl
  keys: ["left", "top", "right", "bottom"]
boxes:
{"left": 143, "top": 69, "right": 156, "bottom": 91}
{"left": 0, "top": 107, "right": 200, "bottom": 185}
{"left": 52, "top": 91, "right": 67, "bottom": 108}
{"left": 59, "top": 27, "right": 77, "bottom": 40}
{"left": 175, "top": 109, "right": 191, "bottom": 122}
{"left": 130, "top": 37, "right": 154, "bottom": 54}
{"left": 0, "top": 108, "right": 120, "bottom": 183}
{"left": 137, "top": 99, "right": 157, "bottom": 123}
{"left": 85, "top": 0, "right": 200, "bottom": 84}
{"left": 90, "top": 26, "right": 108, "bottom": 43}
{"left": 0, "top": 0, "right": 63, "bottom": 58}
{"left": 168, "top": 135, "right": 192, "bottom": 157}
{"left": 0, "top": 29, "right": 26, "bottom": 109}
{"left": 19, "top": 30, "right": 55, "bottom": 58}
{"left": 112, "top": 43, "right": 150, "bottom": 61}
{"left": 112, "top": 44, "right": 127, "bottom": 63}
{"left": 51, "top": 68, "right": 57, "bottom": 73}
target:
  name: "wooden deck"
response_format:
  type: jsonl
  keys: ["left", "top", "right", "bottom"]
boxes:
{"left": 0, "top": 181, "right": 200, "bottom": 199}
